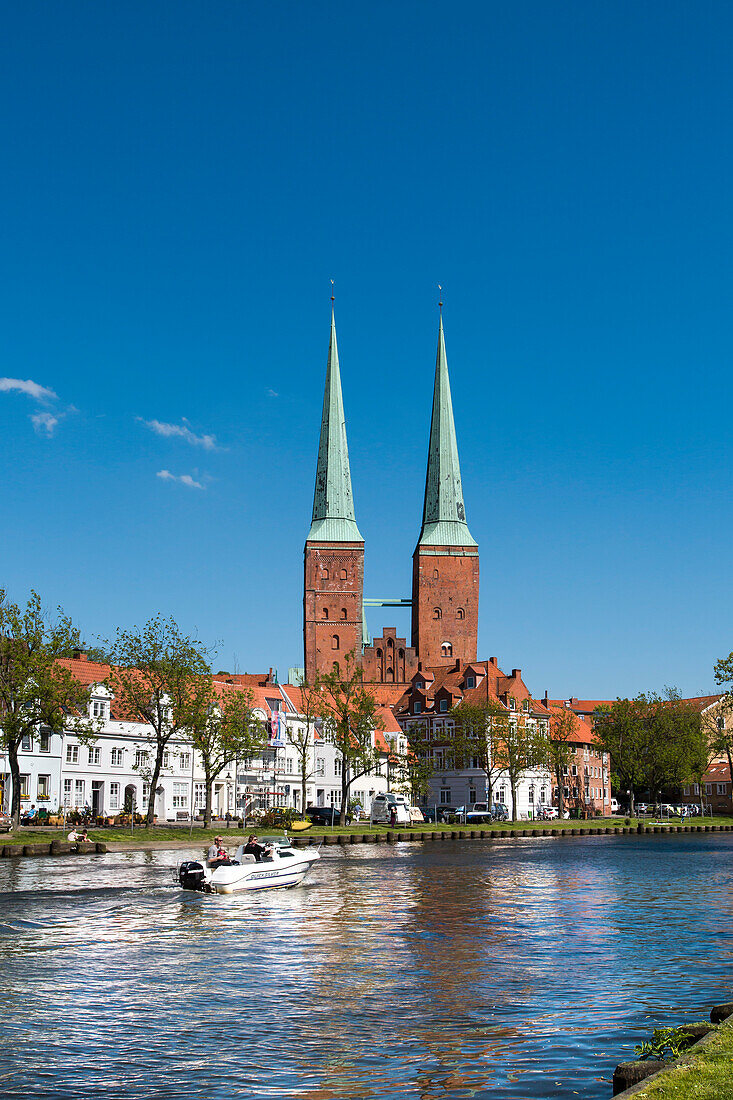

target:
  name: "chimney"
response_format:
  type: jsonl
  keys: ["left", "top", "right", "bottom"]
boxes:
{"left": 512, "top": 669, "right": 521, "bottom": 679}
{"left": 454, "top": 657, "right": 461, "bottom": 671}
{"left": 489, "top": 656, "right": 497, "bottom": 667}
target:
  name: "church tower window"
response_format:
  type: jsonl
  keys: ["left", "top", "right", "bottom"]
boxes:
{"left": 332, "top": 634, "right": 340, "bottom": 650}
{"left": 441, "top": 642, "right": 453, "bottom": 658}
{"left": 433, "top": 607, "right": 442, "bottom": 620}
{"left": 322, "top": 608, "right": 329, "bottom": 619}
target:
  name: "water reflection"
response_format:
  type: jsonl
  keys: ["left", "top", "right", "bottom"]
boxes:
{"left": 0, "top": 835, "right": 731, "bottom": 1098}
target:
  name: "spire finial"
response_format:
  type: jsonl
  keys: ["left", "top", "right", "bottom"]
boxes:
{"left": 438, "top": 284, "right": 443, "bottom": 316}
{"left": 330, "top": 278, "right": 335, "bottom": 303}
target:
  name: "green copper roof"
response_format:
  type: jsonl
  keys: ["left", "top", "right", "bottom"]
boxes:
{"left": 307, "top": 308, "right": 363, "bottom": 543}
{"left": 417, "top": 316, "right": 477, "bottom": 548}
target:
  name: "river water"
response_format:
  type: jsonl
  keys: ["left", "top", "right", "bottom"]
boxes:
{"left": 0, "top": 833, "right": 731, "bottom": 1099}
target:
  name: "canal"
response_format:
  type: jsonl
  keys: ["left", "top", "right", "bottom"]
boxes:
{"left": 1, "top": 833, "right": 731, "bottom": 1098}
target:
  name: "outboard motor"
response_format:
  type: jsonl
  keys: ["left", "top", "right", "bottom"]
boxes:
{"left": 178, "top": 860, "right": 206, "bottom": 892}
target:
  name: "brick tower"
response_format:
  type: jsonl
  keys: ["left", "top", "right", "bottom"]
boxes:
{"left": 411, "top": 312, "right": 479, "bottom": 666}
{"left": 303, "top": 306, "right": 364, "bottom": 682}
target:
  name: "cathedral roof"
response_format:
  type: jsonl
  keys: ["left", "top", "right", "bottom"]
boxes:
{"left": 416, "top": 314, "right": 477, "bottom": 548}
{"left": 307, "top": 307, "right": 363, "bottom": 543}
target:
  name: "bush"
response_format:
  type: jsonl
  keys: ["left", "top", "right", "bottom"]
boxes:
{"left": 624, "top": 817, "right": 631, "bottom": 825}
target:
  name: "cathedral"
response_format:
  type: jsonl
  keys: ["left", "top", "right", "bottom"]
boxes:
{"left": 303, "top": 305, "right": 479, "bottom": 684}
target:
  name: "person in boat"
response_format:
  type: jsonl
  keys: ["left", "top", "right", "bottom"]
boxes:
{"left": 243, "top": 834, "right": 274, "bottom": 862}
{"left": 207, "top": 835, "right": 230, "bottom": 867}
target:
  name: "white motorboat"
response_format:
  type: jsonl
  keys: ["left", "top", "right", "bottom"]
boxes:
{"left": 177, "top": 835, "right": 320, "bottom": 894}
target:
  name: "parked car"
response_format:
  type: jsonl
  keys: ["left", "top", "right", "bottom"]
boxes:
{"left": 437, "top": 806, "right": 456, "bottom": 823}
{"left": 491, "top": 803, "right": 510, "bottom": 821}
{"left": 537, "top": 806, "right": 558, "bottom": 820}
{"left": 421, "top": 807, "right": 439, "bottom": 822}
{"left": 304, "top": 806, "right": 351, "bottom": 826}
{"left": 636, "top": 803, "right": 650, "bottom": 814}
{"left": 610, "top": 798, "right": 620, "bottom": 813}
{"left": 451, "top": 803, "right": 493, "bottom": 824}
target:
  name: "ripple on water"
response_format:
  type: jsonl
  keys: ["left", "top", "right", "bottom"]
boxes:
{"left": 0, "top": 834, "right": 732, "bottom": 1099}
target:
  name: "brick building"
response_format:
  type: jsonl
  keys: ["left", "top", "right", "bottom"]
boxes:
{"left": 303, "top": 306, "right": 480, "bottom": 684}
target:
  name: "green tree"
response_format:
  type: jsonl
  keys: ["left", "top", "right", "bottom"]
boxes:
{"left": 547, "top": 706, "right": 578, "bottom": 817}
{"left": 594, "top": 691, "right": 704, "bottom": 812}
{"left": 289, "top": 677, "right": 325, "bottom": 816}
{"left": 317, "top": 651, "right": 379, "bottom": 825}
{"left": 449, "top": 698, "right": 511, "bottom": 809}
{"left": 0, "top": 590, "right": 97, "bottom": 827}
{"left": 493, "top": 712, "right": 550, "bottom": 823}
{"left": 188, "top": 680, "right": 267, "bottom": 826}
{"left": 713, "top": 654, "right": 733, "bottom": 789}
{"left": 104, "top": 615, "right": 211, "bottom": 825}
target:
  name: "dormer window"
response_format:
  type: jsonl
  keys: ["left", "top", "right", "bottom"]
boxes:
{"left": 439, "top": 699, "right": 448, "bottom": 713}
{"left": 509, "top": 697, "right": 516, "bottom": 711}
{"left": 414, "top": 700, "right": 422, "bottom": 714}
{"left": 92, "top": 698, "right": 108, "bottom": 720}
{"left": 465, "top": 675, "right": 475, "bottom": 688}
{"left": 415, "top": 680, "right": 424, "bottom": 690}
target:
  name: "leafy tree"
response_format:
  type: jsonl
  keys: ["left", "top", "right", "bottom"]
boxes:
{"left": 493, "top": 713, "right": 550, "bottom": 822}
{"left": 288, "top": 677, "right": 325, "bottom": 815}
{"left": 547, "top": 706, "right": 578, "bottom": 817}
{"left": 449, "top": 698, "right": 511, "bottom": 809}
{"left": 594, "top": 691, "right": 704, "bottom": 812}
{"left": 104, "top": 615, "right": 211, "bottom": 825}
{"left": 713, "top": 654, "right": 733, "bottom": 787}
{"left": 0, "top": 590, "right": 97, "bottom": 827}
{"left": 188, "top": 680, "right": 267, "bottom": 826}
{"left": 316, "top": 651, "right": 379, "bottom": 825}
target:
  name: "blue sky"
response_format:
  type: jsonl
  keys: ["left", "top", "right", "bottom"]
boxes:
{"left": 2, "top": 1, "right": 732, "bottom": 698}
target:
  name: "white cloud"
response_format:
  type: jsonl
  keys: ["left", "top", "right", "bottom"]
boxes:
{"left": 266, "top": 388, "right": 279, "bottom": 398}
{"left": 140, "top": 417, "right": 218, "bottom": 450}
{"left": 31, "top": 411, "right": 59, "bottom": 436}
{"left": 156, "top": 469, "right": 206, "bottom": 490}
{"left": 0, "top": 377, "right": 58, "bottom": 402}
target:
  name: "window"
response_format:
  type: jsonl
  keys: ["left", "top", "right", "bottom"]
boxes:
{"left": 415, "top": 681, "right": 424, "bottom": 690}
{"left": 509, "top": 698, "right": 516, "bottom": 712}
{"left": 163, "top": 752, "right": 171, "bottom": 769}
{"left": 322, "top": 567, "right": 329, "bottom": 581}
{"left": 522, "top": 699, "right": 529, "bottom": 712}
{"left": 37, "top": 775, "right": 50, "bottom": 800}
{"left": 706, "top": 783, "right": 713, "bottom": 795}
{"left": 19, "top": 775, "right": 29, "bottom": 799}
{"left": 376, "top": 648, "right": 382, "bottom": 659}
{"left": 414, "top": 701, "right": 422, "bottom": 714}
{"left": 109, "top": 782, "right": 120, "bottom": 810}
{"left": 456, "top": 608, "right": 465, "bottom": 620}
{"left": 334, "top": 759, "right": 342, "bottom": 776}
{"left": 74, "top": 779, "right": 85, "bottom": 807}
{"left": 180, "top": 752, "right": 191, "bottom": 771}
{"left": 194, "top": 782, "right": 205, "bottom": 809}
{"left": 718, "top": 716, "right": 726, "bottom": 731}
{"left": 322, "top": 608, "right": 329, "bottom": 620}
{"left": 465, "top": 675, "right": 475, "bottom": 688}
{"left": 285, "top": 756, "right": 294, "bottom": 774}
{"left": 63, "top": 778, "right": 72, "bottom": 806}
{"left": 135, "top": 750, "right": 149, "bottom": 769}
{"left": 66, "top": 745, "right": 79, "bottom": 764}
{"left": 717, "top": 783, "right": 727, "bottom": 795}
{"left": 172, "top": 783, "right": 188, "bottom": 809}
{"left": 315, "top": 758, "right": 325, "bottom": 776}
{"left": 92, "top": 699, "right": 107, "bottom": 719}
{"left": 469, "top": 788, "right": 477, "bottom": 804}
{"left": 142, "top": 782, "right": 150, "bottom": 804}
{"left": 439, "top": 788, "right": 451, "bottom": 804}
{"left": 441, "top": 642, "right": 452, "bottom": 657}
{"left": 39, "top": 730, "right": 50, "bottom": 752}
{"left": 341, "top": 608, "right": 347, "bottom": 620}
{"left": 439, "top": 698, "right": 448, "bottom": 713}
{"left": 340, "top": 568, "right": 347, "bottom": 580}
{"left": 86, "top": 746, "right": 100, "bottom": 766}
{"left": 111, "top": 748, "right": 124, "bottom": 767}
{"left": 433, "top": 568, "right": 439, "bottom": 579}
{"left": 571, "top": 765, "right": 578, "bottom": 776}
{"left": 21, "top": 735, "right": 32, "bottom": 752}
{"left": 433, "top": 607, "right": 442, "bottom": 620}
{"left": 331, "top": 634, "right": 339, "bottom": 650}
{"left": 497, "top": 786, "right": 506, "bottom": 803}
{"left": 470, "top": 756, "right": 480, "bottom": 770}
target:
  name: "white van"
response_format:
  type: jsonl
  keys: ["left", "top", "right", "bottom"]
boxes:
{"left": 370, "top": 793, "right": 411, "bottom": 825}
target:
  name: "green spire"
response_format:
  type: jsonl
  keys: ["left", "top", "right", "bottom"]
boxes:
{"left": 307, "top": 307, "right": 363, "bottom": 542}
{"left": 417, "top": 315, "right": 477, "bottom": 547}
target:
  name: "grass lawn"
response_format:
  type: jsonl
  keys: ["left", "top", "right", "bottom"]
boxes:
{"left": 631, "top": 1024, "right": 733, "bottom": 1099}
{"left": 5, "top": 815, "right": 733, "bottom": 846}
